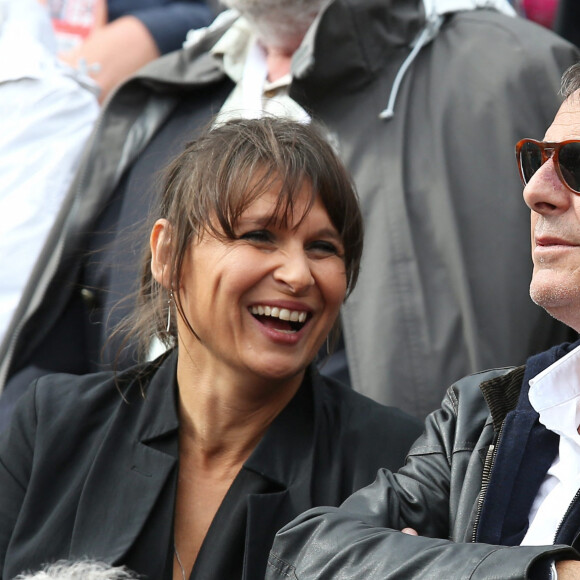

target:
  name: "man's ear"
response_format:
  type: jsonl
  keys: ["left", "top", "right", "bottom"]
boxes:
{"left": 150, "top": 219, "right": 173, "bottom": 288}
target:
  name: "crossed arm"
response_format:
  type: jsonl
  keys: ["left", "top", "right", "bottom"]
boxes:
{"left": 265, "top": 382, "right": 580, "bottom": 580}
{"left": 266, "top": 469, "right": 576, "bottom": 580}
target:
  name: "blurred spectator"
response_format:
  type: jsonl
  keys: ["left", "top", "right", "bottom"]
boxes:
{"left": 0, "top": 0, "right": 99, "bottom": 346}
{"left": 554, "top": 0, "right": 580, "bottom": 48}
{"left": 53, "top": 0, "right": 215, "bottom": 102}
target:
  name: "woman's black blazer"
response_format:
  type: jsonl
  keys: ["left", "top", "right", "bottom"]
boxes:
{"left": 0, "top": 350, "right": 421, "bottom": 579}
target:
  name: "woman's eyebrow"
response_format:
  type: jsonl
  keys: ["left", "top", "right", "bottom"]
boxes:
{"left": 236, "top": 215, "right": 274, "bottom": 228}
{"left": 314, "top": 227, "right": 343, "bottom": 242}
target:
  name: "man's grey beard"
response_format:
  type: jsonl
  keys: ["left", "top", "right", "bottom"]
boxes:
{"left": 222, "top": 0, "right": 328, "bottom": 51}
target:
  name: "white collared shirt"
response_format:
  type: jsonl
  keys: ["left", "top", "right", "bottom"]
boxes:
{"left": 520, "top": 345, "right": 580, "bottom": 546}
{"left": 210, "top": 16, "right": 310, "bottom": 124}
{"left": 0, "top": 0, "right": 99, "bottom": 344}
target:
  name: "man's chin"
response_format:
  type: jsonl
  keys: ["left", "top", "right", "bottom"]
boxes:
{"left": 530, "top": 279, "right": 580, "bottom": 326}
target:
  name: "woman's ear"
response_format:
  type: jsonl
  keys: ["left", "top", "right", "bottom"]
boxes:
{"left": 150, "top": 219, "right": 173, "bottom": 288}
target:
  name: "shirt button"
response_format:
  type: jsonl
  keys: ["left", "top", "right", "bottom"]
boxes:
{"left": 80, "top": 288, "right": 97, "bottom": 308}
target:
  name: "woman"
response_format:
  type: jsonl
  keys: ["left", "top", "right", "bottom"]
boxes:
{"left": 0, "top": 117, "right": 421, "bottom": 580}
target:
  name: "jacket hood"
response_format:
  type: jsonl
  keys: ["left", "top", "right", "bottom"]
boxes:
{"left": 379, "top": 0, "right": 516, "bottom": 118}
{"left": 181, "top": 0, "right": 514, "bottom": 119}
{"left": 290, "top": 0, "right": 515, "bottom": 117}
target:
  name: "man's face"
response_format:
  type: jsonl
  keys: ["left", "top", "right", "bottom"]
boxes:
{"left": 525, "top": 91, "right": 580, "bottom": 332}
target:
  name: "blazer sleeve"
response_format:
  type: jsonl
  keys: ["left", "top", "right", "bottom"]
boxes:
{"left": 0, "top": 383, "right": 38, "bottom": 578}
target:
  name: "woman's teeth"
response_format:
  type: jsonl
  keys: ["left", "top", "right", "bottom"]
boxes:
{"left": 250, "top": 305, "right": 308, "bottom": 323}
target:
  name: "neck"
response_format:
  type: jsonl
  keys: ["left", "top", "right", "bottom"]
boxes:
{"left": 264, "top": 45, "right": 294, "bottom": 82}
{"left": 176, "top": 354, "right": 303, "bottom": 464}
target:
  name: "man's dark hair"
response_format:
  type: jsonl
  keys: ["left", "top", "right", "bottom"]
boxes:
{"left": 561, "top": 62, "right": 580, "bottom": 98}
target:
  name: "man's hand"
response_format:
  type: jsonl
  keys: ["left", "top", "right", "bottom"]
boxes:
{"left": 557, "top": 560, "right": 580, "bottom": 579}
{"left": 401, "top": 528, "right": 418, "bottom": 535}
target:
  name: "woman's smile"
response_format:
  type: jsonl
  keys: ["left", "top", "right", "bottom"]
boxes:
{"left": 247, "top": 300, "right": 313, "bottom": 346}
{"left": 249, "top": 303, "right": 310, "bottom": 333}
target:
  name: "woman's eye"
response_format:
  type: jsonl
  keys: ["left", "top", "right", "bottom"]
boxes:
{"left": 308, "top": 240, "right": 342, "bottom": 256}
{"left": 239, "top": 230, "right": 274, "bottom": 243}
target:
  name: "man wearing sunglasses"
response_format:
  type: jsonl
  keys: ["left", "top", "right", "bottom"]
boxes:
{"left": 266, "top": 63, "right": 580, "bottom": 580}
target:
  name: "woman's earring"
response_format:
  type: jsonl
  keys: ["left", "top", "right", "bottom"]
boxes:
{"left": 166, "top": 291, "right": 174, "bottom": 333}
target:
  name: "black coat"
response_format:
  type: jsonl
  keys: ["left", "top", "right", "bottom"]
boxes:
{"left": 0, "top": 351, "right": 421, "bottom": 580}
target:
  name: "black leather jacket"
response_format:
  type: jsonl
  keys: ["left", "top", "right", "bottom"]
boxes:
{"left": 266, "top": 366, "right": 580, "bottom": 579}
{"left": 0, "top": 353, "right": 421, "bottom": 580}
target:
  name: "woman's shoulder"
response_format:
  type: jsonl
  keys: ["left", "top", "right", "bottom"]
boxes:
{"left": 312, "top": 372, "right": 423, "bottom": 442}
{"left": 306, "top": 370, "right": 423, "bottom": 480}
{"left": 33, "top": 368, "right": 124, "bottom": 408}
{"left": 313, "top": 371, "right": 416, "bottom": 418}
{"left": 28, "top": 354, "right": 173, "bottom": 427}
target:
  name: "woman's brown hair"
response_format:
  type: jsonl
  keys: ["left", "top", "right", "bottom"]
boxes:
{"left": 124, "top": 116, "right": 364, "bottom": 360}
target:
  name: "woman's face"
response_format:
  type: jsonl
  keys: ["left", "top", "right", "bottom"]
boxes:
{"left": 157, "top": 183, "right": 347, "bottom": 384}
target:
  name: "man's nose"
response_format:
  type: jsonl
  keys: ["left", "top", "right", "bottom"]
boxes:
{"left": 273, "top": 249, "right": 315, "bottom": 294}
{"left": 523, "top": 157, "right": 573, "bottom": 215}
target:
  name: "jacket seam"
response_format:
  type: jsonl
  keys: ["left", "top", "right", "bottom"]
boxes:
{"left": 446, "top": 386, "right": 459, "bottom": 414}
{"left": 407, "top": 446, "right": 445, "bottom": 456}
{"left": 468, "top": 547, "right": 507, "bottom": 579}
{"left": 408, "top": 442, "right": 476, "bottom": 456}
{"left": 268, "top": 552, "right": 299, "bottom": 579}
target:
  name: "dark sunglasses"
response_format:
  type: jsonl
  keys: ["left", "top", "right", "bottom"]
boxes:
{"left": 515, "top": 138, "right": 580, "bottom": 194}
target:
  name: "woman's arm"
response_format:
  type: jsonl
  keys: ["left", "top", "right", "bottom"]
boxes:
{"left": 59, "top": 1, "right": 214, "bottom": 103}
{"left": 58, "top": 15, "right": 159, "bottom": 103}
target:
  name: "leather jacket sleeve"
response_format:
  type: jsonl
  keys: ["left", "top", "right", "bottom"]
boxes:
{"left": 266, "top": 381, "right": 578, "bottom": 579}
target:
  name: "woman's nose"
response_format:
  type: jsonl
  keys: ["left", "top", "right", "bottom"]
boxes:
{"left": 523, "top": 157, "right": 573, "bottom": 216}
{"left": 273, "top": 250, "right": 315, "bottom": 294}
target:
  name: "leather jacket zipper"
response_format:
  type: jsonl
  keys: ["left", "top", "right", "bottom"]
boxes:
{"left": 472, "top": 421, "right": 505, "bottom": 542}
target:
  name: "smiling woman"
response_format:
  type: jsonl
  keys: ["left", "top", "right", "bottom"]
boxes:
{"left": 136, "top": 117, "right": 364, "bottom": 362}
{"left": 0, "top": 117, "right": 422, "bottom": 580}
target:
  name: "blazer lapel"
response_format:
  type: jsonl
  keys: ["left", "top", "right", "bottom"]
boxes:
{"left": 241, "top": 369, "right": 319, "bottom": 579}
{"left": 243, "top": 491, "right": 293, "bottom": 580}
{"left": 70, "top": 354, "right": 180, "bottom": 565}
